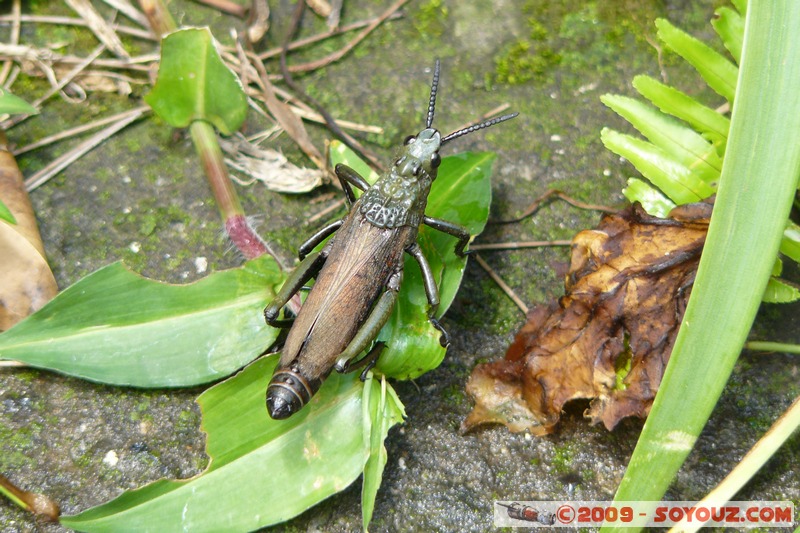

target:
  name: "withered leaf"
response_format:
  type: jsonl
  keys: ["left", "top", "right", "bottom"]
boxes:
{"left": 464, "top": 202, "right": 712, "bottom": 435}
{"left": 0, "top": 138, "right": 58, "bottom": 331}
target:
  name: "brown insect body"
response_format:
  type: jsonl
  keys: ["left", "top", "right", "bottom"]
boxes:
{"left": 264, "top": 61, "right": 517, "bottom": 419}
{"left": 277, "top": 216, "right": 415, "bottom": 393}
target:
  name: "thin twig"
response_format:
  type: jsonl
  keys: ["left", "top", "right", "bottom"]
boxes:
{"left": 32, "top": 44, "right": 107, "bottom": 107}
{"left": 255, "top": 12, "right": 403, "bottom": 61}
{"left": 100, "top": 0, "right": 151, "bottom": 29}
{"left": 308, "top": 197, "right": 346, "bottom": 224}
{"left": 474, "top": 253, "right": 529, "bottom": 314}
{"left": 65, "top": 0, "right": 130, "bottom": 58}
{"left": 470, "top": 240, "right": 572, "bottom": 251}
{"left": 13, "top": 108, "right": 148, "bottom": 156}
{"left": 279, "top": 1, "right": 389, "bottom": 170}
{"left": 24, "top": 106, "right": 148, "bottom": 191}
{"left": 192, "top": 0, "right": 247, "bottom": 17}
{"left": 0, "top": 14, "right": 156, "bottom": 40}
{"left": 286, "top": 0, "right": 409, "bottom": 73}
{"left": 492, "top": 188, "right": 617, "bottom": 224}
{"left": 0, "top": 0, "right": 21, "bottom": 86}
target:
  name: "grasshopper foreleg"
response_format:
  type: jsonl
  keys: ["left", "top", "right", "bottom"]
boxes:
{"left": 334, "top": 164, "right": 370, "bottom": 207}
{"left": 423, "top": 216, "right": 471, "bottom": 257}
{"left": 333, "top": 271, "right": 402, "bottom": 373}
{"left": 264, "top": 250, "right": 327, "bottom": 328}
{"left": 298, "top": 219, "right": 343, "bottom": 260}
{"left": 406, "top": 243, "right": 450, "bottom": 347}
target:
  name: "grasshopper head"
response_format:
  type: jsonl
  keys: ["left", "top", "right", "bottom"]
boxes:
{"left": 394, "top": 128, "right": 443, "bottom": 180}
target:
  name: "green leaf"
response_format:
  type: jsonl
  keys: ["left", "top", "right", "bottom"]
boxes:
{"left": 0, "top": 198, "right": 16, "bottom": 224}
{"left": 600, "top": 128, "right": 715, "bottom": 204}
{"left": 712, "top": 6, "right": 745, "bottom": 64}
{"left": 779, "top": 221, "right": 800, "bottom": 263}
{"left": 361, "top": 375, "right": 405, "bottom": 530}
{"left": 329, "top": 140, "right": 379, "bottom": 186}
{"left": 601, "top": 94, "right": 722, "bottom": 187}
{"left": 621, "top": 178, "right": 676, "bottom": 218}
{"left": 326, "top": 142, "right": 494, "bottom": 380}
{"left": 0, "top": 256, "right": 283, "bottom": 386}
{"left": 61, "top": 356, "right": 373, "bottom": 531}
{"left": 604, "top": 2, "right": 800, "bottom": 529}
{"left": 762, "top": 277, "right": 800, "bottom": 304}
{"left": 145, "top": 28, "right": 247, "bottom": 135}
{"left": 656, "top": 18, "right": 739, "bottom": 103}
{"left": 632, "top": 75, "right": 730, "bottom": 154}
{"left": 0, "top": 88, "right": 38, "bottom": 116}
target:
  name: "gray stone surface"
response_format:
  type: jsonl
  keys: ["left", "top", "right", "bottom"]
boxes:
{"left": 1, "top": 1, "right": 798, "bottom": 531}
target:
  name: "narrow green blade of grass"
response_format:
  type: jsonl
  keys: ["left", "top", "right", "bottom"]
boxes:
{"left": 361, "top": 376, "right": 405, "bottom": 530}
{"left": 632, "top": 75, "right": 730, "bottom": 154}
{"left": 603, "top": 3, "right": 800, "bottom": 530}
{"left": 656, "top": 18, "right": 739, "bottom": 103}
{"left": 600, "top": 128, "right": 715, "bottom": 203}
{"left": 0, "top": 256, "right": 283, "bottom": 386}
{"left": 601, "top": 94, "right": 722, "bottom": 185}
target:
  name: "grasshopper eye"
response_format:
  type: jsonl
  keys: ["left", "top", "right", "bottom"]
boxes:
{"left": 430, "top": 152, "right": 441, "bottom": 169}
{"left": 404, "top": 135, "right": 416, "bottom": 145}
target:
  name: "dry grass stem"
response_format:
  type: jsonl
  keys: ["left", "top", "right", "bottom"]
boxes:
{"left": 24, "top": 106, "right": 148, "bottom": 191}
{"left": 474, "top": 254, "right": 529, "bottom": 314}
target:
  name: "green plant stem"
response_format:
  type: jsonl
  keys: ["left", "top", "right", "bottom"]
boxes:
{"left": 603, "top": 3, "right": 800, "bottom": 531}
{"left": 137, "top": 0, "right": 176, "bottom": 35}
{"left": 138, "top": 0, "right": 280, "bottom": 264}
{"left": 190, "top": 120, "right": 243, "bottom": 220}
{"left": 744, "top": 341, "right": 800, "bottom": 355}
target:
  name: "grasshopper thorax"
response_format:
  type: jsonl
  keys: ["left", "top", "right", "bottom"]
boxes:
{"left": 358, "top": 128, "right": 441, "bottom": 229}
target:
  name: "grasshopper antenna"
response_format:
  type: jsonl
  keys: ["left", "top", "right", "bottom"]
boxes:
{"left": 441, "top": 113, "right": 519, "bottom": 145}
{"left": 426, "top": 59, "right": 441, "bottom": 128}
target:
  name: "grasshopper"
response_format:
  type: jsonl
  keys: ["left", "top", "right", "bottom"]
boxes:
{"left": 264, "top": 60, "right": 517, "bottom": 419}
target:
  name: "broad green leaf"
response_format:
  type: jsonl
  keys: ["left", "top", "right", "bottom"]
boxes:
{"left": 0, "top": 256, "right": 283, "bottom": 386}
{"left": 780, "top": 221, "right": 800, "bottom": 263}
{"left": 326, "top": 142, "right": 494, "bottom": 379}
{"left": 0, "top": 88, "right": 38, "bottom": 116}
{"left": 601, "top": 94, "right": 721, "bottom": 186}
{"left": 361, "top": 375, "right": 405, "bottom": 530}
{"left": 632, "top": 75, "right": 730, "bottom": 154}
{"left": 621, "top": 178, "right": 676, "bottom": 218}
{"left": 61, "top": 356, "right": 374, "bottom": 532}
{"left": 600, "top": 128, "right": 715, "bottom": 204}
{"left": 712, "top": 7, "right": 745, "bottom": 63}
{"left": 656, "top": 18, "right": 739, "bottom": 103}
{"left": 762, "top": 277, "right": 800, "bottom": 304}
{"left": 604, "top": 2, "right": 800, "bottom": 529}
{"left": 0, "top": 198, "right": 16, "bottom": 224}
{"left": 145, "top": 28, "right": 247, "bottom": 135}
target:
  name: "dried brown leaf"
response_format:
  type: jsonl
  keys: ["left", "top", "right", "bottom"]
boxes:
{"left": 463, "top": 202, "right": 712, "bottom": 435}
{"left": 0, "top": 139, "right": 58, "bottom": 330}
